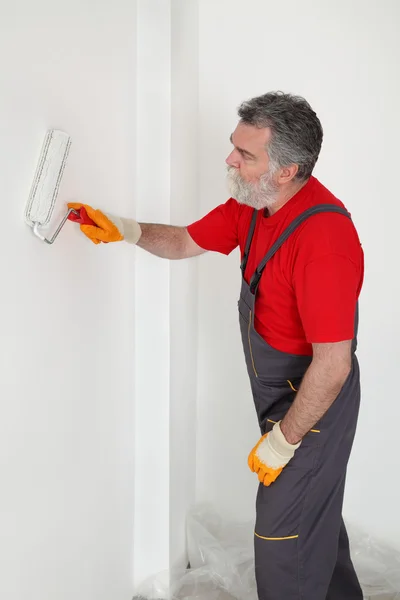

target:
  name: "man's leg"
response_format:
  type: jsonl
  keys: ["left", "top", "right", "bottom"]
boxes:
{"left": 254, "top": 431, "right": 359, "bottom": 599}
{"left": 254, "top": 430, "right": 338, "bottom": 600}
{"left": 254, "top": 361, "right": 361, "bottom": 599}
{"left": 326, "top": 519, "right": 363, "bottom": 600}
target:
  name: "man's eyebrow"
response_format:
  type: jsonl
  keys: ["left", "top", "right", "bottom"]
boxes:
{"left": 229, "top": 134, "right": 257, "bottom": 159}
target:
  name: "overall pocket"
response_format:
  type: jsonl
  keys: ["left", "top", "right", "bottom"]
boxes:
{"left": 247, "top": 309, "right": 258, "bottom": 377}
{"left": 238, "top": 307, "right": 258, "bottom": 378}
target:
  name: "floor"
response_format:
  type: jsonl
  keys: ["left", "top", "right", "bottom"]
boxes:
{"left": 175, "top": 587, "right": 397, "bottom": 600}
{"left": 134, "top": 590, "right": 397, "bottom": 599}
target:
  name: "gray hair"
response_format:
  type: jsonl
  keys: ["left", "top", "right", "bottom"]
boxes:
{"left": 238, "top": 91, "right": 323, "bottom": 181}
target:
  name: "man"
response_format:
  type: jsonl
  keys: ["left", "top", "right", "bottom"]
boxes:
{"left": 69, "top": 92, "right": 364, "bottom": 600}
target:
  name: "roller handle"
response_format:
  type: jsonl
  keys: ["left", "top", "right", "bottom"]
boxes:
{"left": 67, "top": 206, "right": 97, "bottom": 227}
{"left": 68, "top": 207, "right": 109, "bottom": 243}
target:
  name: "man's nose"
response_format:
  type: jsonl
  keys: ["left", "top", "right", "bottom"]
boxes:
{"left": 226, "top": 150, "right": 240, "bottom": 168}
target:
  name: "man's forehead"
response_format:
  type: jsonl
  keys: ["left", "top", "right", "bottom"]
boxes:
{"left": 232, "top": 123, "right": 271, "bottom": 149}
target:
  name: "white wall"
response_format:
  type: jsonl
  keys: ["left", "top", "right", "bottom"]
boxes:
{"left": 0, "top": 2, "right": 200, "bottom": 596}
{"left": 195, "top": 0, "right": 400, "bottom": 548}
{"left": 169, "top": 0, "right": 199, "bottom": 571}
{"left": 133, "top": 0, "right": 199, "bottom": 588}
{"left": 133, "top": 0, "right": 171, "bottom": 587}
{"left": 0, "top": 2, "right": 137, "bottom": 599}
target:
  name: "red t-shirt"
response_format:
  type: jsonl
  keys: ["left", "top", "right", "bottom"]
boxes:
{"left": 187, "top": 176, "right": 364, "bottom": 355}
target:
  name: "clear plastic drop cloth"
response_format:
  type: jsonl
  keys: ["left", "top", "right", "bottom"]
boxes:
{"left": 135, "top": 505, "right": 400, "bottom": 600}
{"left": 348, "top": 523, "right": 400, "bottom": 599}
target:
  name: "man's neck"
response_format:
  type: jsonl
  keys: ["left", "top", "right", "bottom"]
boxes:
{"left": 266, "top": 178, "right": 309, "bottom": 216}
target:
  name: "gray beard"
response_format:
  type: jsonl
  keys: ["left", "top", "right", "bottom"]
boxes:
{"left": 226, "top": 166, "right": 279, "bottom": 210}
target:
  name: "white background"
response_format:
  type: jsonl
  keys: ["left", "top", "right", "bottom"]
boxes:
{"left": 0, "top": 1, "right": 399, "bottom": 599}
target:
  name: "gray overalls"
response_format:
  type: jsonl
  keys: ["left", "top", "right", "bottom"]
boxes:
{"left": 238, "top": 205, "right": 363, "bottom": 600}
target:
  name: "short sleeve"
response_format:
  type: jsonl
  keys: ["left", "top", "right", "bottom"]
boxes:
{"left": 187, "top": 198, "right": 240, "bottom": 255}
{"left": 294, "top": 253, "right": 360, "bottom": 343}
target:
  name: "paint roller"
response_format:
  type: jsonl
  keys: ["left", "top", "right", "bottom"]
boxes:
{"left": 25, "top": 129, "right": 96, "bottom": 244}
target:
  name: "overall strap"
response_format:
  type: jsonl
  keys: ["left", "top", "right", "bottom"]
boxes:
{"left": 249, "top": 205, "right": 351, "bottom": 293}
{"left": 240, "top": 209, "right": 258, "bottom": 274}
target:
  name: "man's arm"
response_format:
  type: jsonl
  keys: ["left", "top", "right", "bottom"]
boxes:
{"left": 280, "top": 340, "right": 352, "bottom": 445}
{"left": 68, "top": 199, "right": 238, "bottom": 255}
{"left": 137, "top": 224, "right": 206, "bottom": 259}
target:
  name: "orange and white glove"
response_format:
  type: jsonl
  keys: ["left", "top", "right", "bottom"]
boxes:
{"left": 68, "top": 203, "right": 142, "bottom": 245}
{"left": 248, "top": 421, "right": 301, "bottom": 486}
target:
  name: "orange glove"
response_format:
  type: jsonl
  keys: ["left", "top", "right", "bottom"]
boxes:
{"left": 248, "top": 421, "right": 301, "bottom": 486}
{"left": 68, "top": 203, "right": 142, "bottom": 245}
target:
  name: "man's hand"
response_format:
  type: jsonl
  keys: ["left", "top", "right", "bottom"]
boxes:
{"left": 68, "top": 203, "right": 142, "bottom": 245}
{"left": 248, "top": 421, "right": 301, "bottom": 486}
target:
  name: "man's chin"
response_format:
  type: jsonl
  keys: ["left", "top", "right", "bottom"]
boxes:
{"left": 236, "top": 197, "right": 259, "bottom": 209}
{"left": 236, "top": 196, "right": 277, "bottom": 211}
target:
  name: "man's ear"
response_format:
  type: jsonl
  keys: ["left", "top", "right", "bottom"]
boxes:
{"left": 277, "top": 164, "right": 299, "bottom": 184}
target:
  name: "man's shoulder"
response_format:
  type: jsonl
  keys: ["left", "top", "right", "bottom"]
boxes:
{"left": 305, "top": 177, "right": 347, "bottom": 211}
{"left": 289, "top": 178, "right": 361, "bottom": 255}
{"left": 297, "top": 177, "right": 356, "bottom": 231}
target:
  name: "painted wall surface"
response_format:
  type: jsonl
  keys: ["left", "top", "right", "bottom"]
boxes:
{"left": 169, "top": 0, "right": 199, "bottom": 571}
{"left": 0, "top": 2, "right": 137, "bottom": 599}
{"left": 133, "top": 0, "right": 171, "bottom": 587}
{"left": 132, "top": 0, "right": 199, "bottom": 588}
{"left": 195, "top": 0, "right": 400, "bottom": 548}
{"left": 0, "top": 1, "right": 199, "bottom": 595}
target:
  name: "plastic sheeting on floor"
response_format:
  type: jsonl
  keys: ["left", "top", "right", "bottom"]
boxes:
{"left": 135, "top": 505, "right": 400, "bottom": 600}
